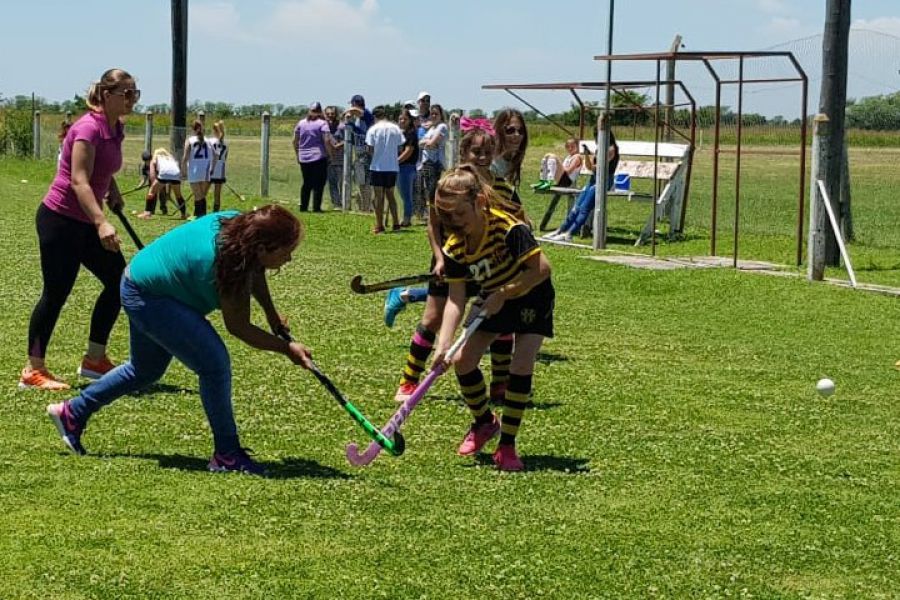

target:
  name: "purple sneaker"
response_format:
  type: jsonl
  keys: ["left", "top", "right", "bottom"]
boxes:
{"left": 47, "top": 401, "right": 86, "bottom": 455}
{"left": 208, "top": 447, "right": 266, "bottom": 476}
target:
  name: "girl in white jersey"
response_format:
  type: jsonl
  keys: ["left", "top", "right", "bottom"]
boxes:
{"left": 209, "top": 120, "right": 229, "bottom": 212}
{"left": 138, "top": 148, "right": 187, "bottom": 219}
{"left": 181, "top": 120, "right": 215, "bottom": 218}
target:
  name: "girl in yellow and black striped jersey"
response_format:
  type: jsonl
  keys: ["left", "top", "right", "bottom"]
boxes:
{"left": 431, "top": 166, "right": 554, "bottom": 472}
{"left": 389, "top": 123, "right": 519, "bottom": 406}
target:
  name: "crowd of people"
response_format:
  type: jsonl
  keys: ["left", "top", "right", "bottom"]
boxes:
{"left": 25, "top": 67, "right": 587, "bottom": 474}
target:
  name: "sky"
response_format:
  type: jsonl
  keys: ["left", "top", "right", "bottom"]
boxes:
{"left": 1, "top": 0, "right": 899, "bottom": 117}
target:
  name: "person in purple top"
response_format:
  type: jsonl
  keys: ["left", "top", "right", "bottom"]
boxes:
{"left": 292, "top": 102, "right": 330, "bottom": 212}
{"left": 20, "top": 68, "right": 138, "bottom": 392}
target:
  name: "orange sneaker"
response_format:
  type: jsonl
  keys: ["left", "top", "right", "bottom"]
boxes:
{"left": 78, "top": 355, "right": 116, "bottom": 380}
{"left": 18, "top": 367, "right": 70, "bottom": 391}
{"left": 394, "top": 381, "right": 418, "bottom": 403}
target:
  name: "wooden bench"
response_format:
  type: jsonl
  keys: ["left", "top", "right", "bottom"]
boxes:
{"left": 538, "top": 139, "right": 692, "bottom": 245}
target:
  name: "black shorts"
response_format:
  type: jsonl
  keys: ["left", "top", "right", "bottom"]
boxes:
{"left": 370, "top": 170, "right": 397, "bottom": 188}
{"left": 157, "top": 177, "right": 181, "bottom": 185}
{"left": 478, "top": 279, "right": 555, "bottom": 338}
{"left": 210, "top": 177, "right": 226, "bottom": 184}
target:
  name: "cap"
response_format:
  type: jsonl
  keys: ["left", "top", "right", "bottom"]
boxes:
{"left": 141, "top": 150, "right": 152, "bottom": 160}
{"left": 403, "top": 99, "right": 416, "bottom": 108}
{"left": 308, "top": 101, "right": 322, "bottom": 112}
{"left": 349, "top": 94, "right": 365, "bottom": 106}
{"left": 417, "top": 91, "right": 430, "bottom": 102}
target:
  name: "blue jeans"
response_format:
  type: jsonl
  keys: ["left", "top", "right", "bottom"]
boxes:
{"left": 398, "top": 163, "right": 416, "bottom": 223}
{"left": 559, "top": 176, "right": 615, "bottom": 234}
{"left": 67, "top": 276, "right": 239, "bottom": 454}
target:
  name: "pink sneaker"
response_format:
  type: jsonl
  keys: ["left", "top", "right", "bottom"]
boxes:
{"left": 457, "top": 415, "right": 500, "bottom": 456}
{"left": 394, "top": 381, "right": 418, "bottom": 403}
{"left": 493, "top": 444, "right": 524, "bottom": 471}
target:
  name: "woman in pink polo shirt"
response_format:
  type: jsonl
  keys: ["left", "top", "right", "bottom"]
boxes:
{"left": 20, "top": 68, "right": 138, "bottom": 391}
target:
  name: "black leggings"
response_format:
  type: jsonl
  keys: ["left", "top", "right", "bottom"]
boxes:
{"left": 27, "top": 204, "right": 126, "bottom": 358}
{"left": 300, "top": 158, "right": 328, "bottom": 211}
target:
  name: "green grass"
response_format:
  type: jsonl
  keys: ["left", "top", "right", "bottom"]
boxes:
{"left": 1, "top": 151, "right": 899, "bottom": 598}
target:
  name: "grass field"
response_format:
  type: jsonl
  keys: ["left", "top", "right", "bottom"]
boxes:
{"left": 1, "top": 142, "right": 898, "bottom": 598}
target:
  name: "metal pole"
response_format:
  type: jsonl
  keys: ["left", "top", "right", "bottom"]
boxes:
{"left": 734, "top": 56, "right": 744, "bottom": 268}
{"left": 144, "top": 111, "right": 154, "bottom": 154}
{"left": 797, "top": 70, "right": 809, "bottom": 266}
{"left": 447, "top": 113, "right": 461, "bottom": 169}
{"left": 260, "top": 111, "right": 270, "bottom": 198}
{"left": 651, "top": 60, "right": 661, "bottom": 254}
{"left": 664, "top": 34, "right": 682, "bottom": 143}
{"left": 592, "top": 0, "right": 614, "bottom": 251}
{"left": 711, "top": 81, "right": 722, "bottom": 256}
{"left": 33, "top": 110, "right": 41, "bottom": 159}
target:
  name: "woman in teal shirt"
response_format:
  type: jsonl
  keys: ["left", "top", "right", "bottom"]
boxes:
{"left": 47, "top": 205, "right": 312, "bottom": 476}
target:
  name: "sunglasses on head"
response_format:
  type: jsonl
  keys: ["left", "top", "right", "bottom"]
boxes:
{"left": 109, "top": 88, "right": 141, "bottom": 101}
{"left": 504, "top": 126, "right": 524, "bottom": 135}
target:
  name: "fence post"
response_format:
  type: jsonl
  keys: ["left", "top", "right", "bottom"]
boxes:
{"left": 808, "top": 114, "right": 829, "bottom": 281}
{"left": 197, "top": 110, "right": 206, "bottom": 126}
{"left": 447, "top": 113, "right": 460, "bottom": 169}
{"left": 342, "top": 116, "right": 354, "bottom": 211}
{"left": 33, "top": 110, "right": 41, "bottom": 159}
{"left": 144, "top": 111, "right": 154, "bottom": 154}
{"left": 260, "top": 111, "right": 270, "bottom": 198}
{"left": 65, "top": 111, "right": 72, "bottom": 125}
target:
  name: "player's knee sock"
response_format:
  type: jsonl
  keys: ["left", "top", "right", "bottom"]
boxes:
{"left": 489, "top": 334, "right": 513, "bottom": 397}
{"left": 400, "top": 323, "right": 435, "bottom": 386}
{"left": 194, "top": 198, "right": 207, "bottom": 218}
{"left": 144, "top": 193, "right": 157, "bottom": 213}
{"left": 499, "top": 373, "right": 532, "bottom": 446}
{"left": 457, "top": 368, "right": 491, "bottom": 423}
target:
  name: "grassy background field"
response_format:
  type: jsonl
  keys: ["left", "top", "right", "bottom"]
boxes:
{"left": 0, "top": 137, "right": 898, "bottom": 598}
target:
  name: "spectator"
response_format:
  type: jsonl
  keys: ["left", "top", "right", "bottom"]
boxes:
{"left": 366, "top": 106, "right": 404, "bottom": 233}
{"left": 344, "top": 94, "right": 374, "bottom": 211}
{"left": 397, "top": 108, "right": 419, "bottom": 227}
{"left": 324, "top": 106, "right": 345, "bottom": 210}
{"left": 292, "top": 102, "right": 330, "bottom": 212}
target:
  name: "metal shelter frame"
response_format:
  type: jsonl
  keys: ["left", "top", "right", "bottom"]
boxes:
{"left": 594, "top": 51, "right": 809, "bottom": 266}
{"left": 482, "top": 80, "right": 698, "bottom": 253}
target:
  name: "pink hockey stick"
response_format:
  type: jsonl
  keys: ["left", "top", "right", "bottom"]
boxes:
{"left": 346, "top": 312, "right": 486, "bottom": 467}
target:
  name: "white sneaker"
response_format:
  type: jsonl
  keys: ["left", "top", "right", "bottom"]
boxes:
{"left": 561, "top": 232, "right": 573, "bottom": 242}
{"left": 542, "top": 231, "right": 561, "bottom": 241}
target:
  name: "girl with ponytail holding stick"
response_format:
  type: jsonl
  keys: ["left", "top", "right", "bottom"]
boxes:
{"left": 21, "top": 68, "right": 138, "bottom": 391}
{"left": 431, "top": 166, "right": 554, "bottom": 471}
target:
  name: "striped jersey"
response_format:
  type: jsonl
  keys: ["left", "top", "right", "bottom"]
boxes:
{"left": 442, "top": 207, "right": 541, "bottom": 298}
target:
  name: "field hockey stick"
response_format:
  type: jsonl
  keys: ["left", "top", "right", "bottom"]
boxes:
{"left": 120, "top": 182, "right": 149, "bottom": 197}
{"left": 276, "top": 329, "right": 404, "bottom": 456}
{"left": 225, "top": 182, "right": 246, "bottom": 201}
{"left": 345, "top": 311, "right": 486, "bottom": 467}
{"left": 111, "top": 206, "right": 144, "bottom": 250}
{"left": 350, "top": 272, "right": 435, "bottom": 294}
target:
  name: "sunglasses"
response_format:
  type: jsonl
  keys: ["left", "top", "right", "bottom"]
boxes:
{"left": 109, "top": 88, "right": 141, "bottom": 101}
{"left": 504, "top": 126, "right": 524, "bottom": 135}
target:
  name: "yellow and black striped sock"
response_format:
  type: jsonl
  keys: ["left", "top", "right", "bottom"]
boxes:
{"left": 499, "top": 373, "right": 532, "bottom": 446}
{"left": 456, "top": 368, "right": 492, "bottom": 423}
{"left": 489, "top": 334, "right": 513, "bottom": 398}
{"left": 400, "top": 324, "right": 436, "bottom": 386}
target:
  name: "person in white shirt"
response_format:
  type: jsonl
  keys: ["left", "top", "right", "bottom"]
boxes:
{"left": 181, "top": 120, "right": 216, "bottom": 218}
{"left": 208, "top": 120, "right": 229, "bottom": 212}
{"left": 365, "top": 106, "right": 405, "bottom": 233}
{"left": 138, "top": 148, "right": 187, "bottom": 219}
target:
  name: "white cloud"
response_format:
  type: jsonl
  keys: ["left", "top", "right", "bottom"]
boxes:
{"left": 767, "top": 16, "right": 802, "bottom": 35}
{"left": 852, "top": 16, "right": 900, "bottom": 39}
{"left": 191, "top": 0, "right": 405, "bottom": 53}
{"left": 756, "top": 0, "right": 789, "bottom": 15}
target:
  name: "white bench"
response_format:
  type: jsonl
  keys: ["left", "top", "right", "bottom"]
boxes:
{"left": 540, "top": 139, "right": 692, "bottom": 245}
